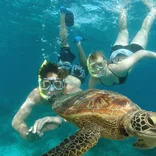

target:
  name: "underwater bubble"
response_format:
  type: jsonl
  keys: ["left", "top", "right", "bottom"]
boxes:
{"left": 41, "top": 48, "right": 45, "bottom": 51}
{"left": 41, "top": 38, "right": 47, "bottom": 43}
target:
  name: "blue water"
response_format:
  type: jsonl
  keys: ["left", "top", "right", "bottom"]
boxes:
{"left": 1, "top": 0, "right": 156, "bottom": 155}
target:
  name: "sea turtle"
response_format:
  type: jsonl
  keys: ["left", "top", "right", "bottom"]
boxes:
{"left": 42, "top": 89, "right": 156, "bottom": 156}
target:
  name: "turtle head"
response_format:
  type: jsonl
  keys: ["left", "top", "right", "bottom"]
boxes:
{"left": 125, "top": 111, "right": 156, "bottom": 149}
{"left": 129, "top": 111, "right": 156, "bottom": 138}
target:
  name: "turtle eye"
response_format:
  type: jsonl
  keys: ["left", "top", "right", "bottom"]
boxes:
{"left": 147, "top": 117, "right": 155, "bottom": 126}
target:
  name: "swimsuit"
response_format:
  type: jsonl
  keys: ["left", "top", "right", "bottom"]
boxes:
{"left": 101, "top": 43, "right": 144, "bottom": 85}
{"left": 100, "top": 65, "right": 128, "bottom": 87}
{"left": 111, "top": 43, "right": 144, "bottom": 53}
{"left": 110, "top": 49, "right": 133, "bottom": 63}
{"left": 58, "top": 47, "right": 86, "bottom": 83}
{"left": 110, "top": 43, "right": 144, "bottom": 63}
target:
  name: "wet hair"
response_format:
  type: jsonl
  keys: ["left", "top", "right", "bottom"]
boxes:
{"left": 88, "top": 51, "right": 107, "bottom": 64}
{"left": 38, "top": 61, "right": 68, "bottom": 79}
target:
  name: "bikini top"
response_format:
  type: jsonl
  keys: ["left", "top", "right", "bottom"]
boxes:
{"left": 100, "top": 64, "right": 128, "bottom": 87}
{"left": 110, "top": 69, "right": 128, "bottom": 84}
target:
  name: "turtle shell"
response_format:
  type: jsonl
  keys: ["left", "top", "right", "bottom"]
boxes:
{"left": 52, "top": 89, "right": 141, "bottom": 139}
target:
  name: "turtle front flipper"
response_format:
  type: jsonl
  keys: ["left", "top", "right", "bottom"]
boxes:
{"left": 133, "top": 138, "right": 156, "bottom": 149}
{"left": 42, "top": 124, "right": 101, "bottom": 156}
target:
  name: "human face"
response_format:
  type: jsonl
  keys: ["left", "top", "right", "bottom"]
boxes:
{"left": 41, "top": 73, "right": 65, "bottom": 96}
{"left": 88, "top": 57, "right": 107, "bottom": 78}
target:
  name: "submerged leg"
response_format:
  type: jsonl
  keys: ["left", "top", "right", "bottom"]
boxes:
{"left": 141, "top": 0, "right": 156, "bottom": 9}
{"left": 58, "top": 7, "right": 76, "bottom": 68}
{"left": 59, "top": 8, "right": 69, "bottom": 48}
{"left": 42, "top": 125, "right": 101, "bottom": 156}
{"left": 113, "top": 8, "right": 129, "bottom": 46}
{"left": 131, "top": 7, "right": 156, "bottom": 49}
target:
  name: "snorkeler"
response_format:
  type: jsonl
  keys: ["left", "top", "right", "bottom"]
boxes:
{"left": 12, "top": 60, "right": 82, "bottom": 141}
{"left": 57, "top": 6, "right": 88, "bottom": 86}
{"left": 87, "top": 2, "right": 156, "bottom": 88}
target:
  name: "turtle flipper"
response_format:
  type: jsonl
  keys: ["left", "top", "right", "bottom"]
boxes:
{"left": 42, "top": 125, "right": 101, "bottom": 156}
{"left": 133, "top": 138, "right": 156, "bottom": 149}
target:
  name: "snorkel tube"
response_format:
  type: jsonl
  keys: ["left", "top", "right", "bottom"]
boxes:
{"left": 38, "top": 60, "right": 51, "bottom": 100}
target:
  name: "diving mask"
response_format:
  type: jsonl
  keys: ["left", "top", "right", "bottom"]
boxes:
{"left": 88, "top": 61, "right": 105, "bottom": 72}
{"left": 41, "top": 78, "right": 65, "bottom": 91}
{"left": 87, "top": 60, "right": 107, "bottom": 78}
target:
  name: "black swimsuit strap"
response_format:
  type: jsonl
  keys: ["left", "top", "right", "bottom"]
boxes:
{"left": 100, "top": 63, "right": 128, "bottom": 86}
{"left": 108, "top": 67, "right": 128, "bottom": 84}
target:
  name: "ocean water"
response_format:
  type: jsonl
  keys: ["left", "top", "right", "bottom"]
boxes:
{"left": 1, "top": 0, "right": 156, "bottom": 155}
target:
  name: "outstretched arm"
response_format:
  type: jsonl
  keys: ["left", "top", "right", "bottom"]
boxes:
{"left": 12, "top": 88, "right": 65, "bottom": 141}
{"left": 76, "top": 43, "right": 88, "bottom": 72}
{"left": 74, "top": 36, "right": 88, "bottom": 74}
{"left": 11, "top": 89, "right": 38, "bottom": 140}
{"left": 110, "top": 50, "right": 156, "bottom": 76}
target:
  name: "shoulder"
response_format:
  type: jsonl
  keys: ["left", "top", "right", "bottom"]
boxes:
{"left": 64, "top": 84, "right": 82, "bottom": 94}
{"left": 26, "top": 88, "right": 44, "bottom": 105}
{"left": 28, "top": 88, "right": 40, "bottom": 99}
{"left": 65, "top": 75, "right": 81, "bottom": 88}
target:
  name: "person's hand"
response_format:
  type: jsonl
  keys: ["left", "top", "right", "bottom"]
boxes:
{"left": 26, "top": 116, "right": 65, "bottom": 141}
{"left": 26, "top": 127, "right": 42, "bottom": 141}
{"left": 25, "top": 117, "right": 53, "bottom": 141}
{"left": 31, "top": 116, "right": 63, "bottom": 134}
{"left": 74, "top": 36, "right": 84, "bottom": 44}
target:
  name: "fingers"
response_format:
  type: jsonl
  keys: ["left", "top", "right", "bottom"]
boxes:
{"left": 33, "top": 119, "right": 45, "bottom": 133}
{"left": 26, "top": 127, "right": 33, "bottom": 135}
{"left": 26, "top": 126, "right": 42, "bottom": 141}
{"left": 37, "top": 118, "right": 50, "bottom": 131}
{"left": 30, "top": 116, "right": 64, "bottom": 136}
{"left": 32, "top": 117, "right": 50, "bottom": 135}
